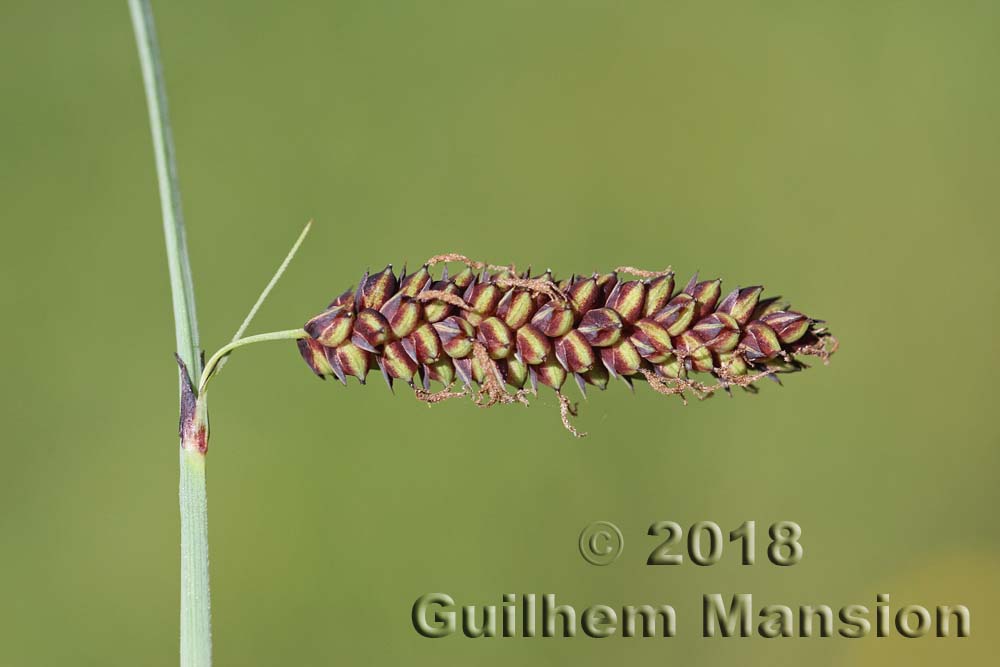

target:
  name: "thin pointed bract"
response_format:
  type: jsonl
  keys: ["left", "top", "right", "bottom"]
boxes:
{"left": 298, "top": 257, "right": 837, "bottom": 436}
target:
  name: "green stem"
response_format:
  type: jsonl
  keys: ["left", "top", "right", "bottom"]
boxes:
{"left": 128, "top": 1, "right": 210, "bottom": 665}
{"left": 228, "top": 223, "right": 312, "bottom": 346}
{"left": 178, "top": 449, "right": 211, "bottom": 667}
{"left": 199, "top": 329, "right": 309, "bottom": 396}
{"left": 129, "top": 0, "right": 201, "bottom": 377}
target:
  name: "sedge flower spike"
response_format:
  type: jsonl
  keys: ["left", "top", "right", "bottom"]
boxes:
{"left": 298, "top": 254, "right": 838, "bottom": 436}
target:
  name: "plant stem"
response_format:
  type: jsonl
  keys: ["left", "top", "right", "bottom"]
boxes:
{"left": 229, "top": 223, "right": 312, "bottom": 347}
{"left": 199, "top": 329, "right": 309, "bottom": 396}
{"left": 215, "top": 221, "right": 312, "bottom": 378}
{"left": 178, "top": 448, "right": 211, "bottom": 667}
{"left": 129, "top": 0, "right": 201, "bottom": 377}
{"left": 128, "top": 1, "right": 211, "bottom": 665}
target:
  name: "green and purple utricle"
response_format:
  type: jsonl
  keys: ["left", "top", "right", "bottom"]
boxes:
{"left": 296, "top": 256, "right": 836, "bottom": 427}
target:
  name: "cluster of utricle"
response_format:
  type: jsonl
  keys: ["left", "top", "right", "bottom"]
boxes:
{"left": 297, "top": 258, "right": 836, "bottom": 423}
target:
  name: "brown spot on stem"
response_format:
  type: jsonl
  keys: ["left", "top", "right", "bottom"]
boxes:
{"left": 176, "top": 354, "right": 208, "bottom": 454}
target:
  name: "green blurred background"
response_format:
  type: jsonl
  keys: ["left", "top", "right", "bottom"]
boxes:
{"left": 1, "top": 1, "right": 997, "bottom": 664}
